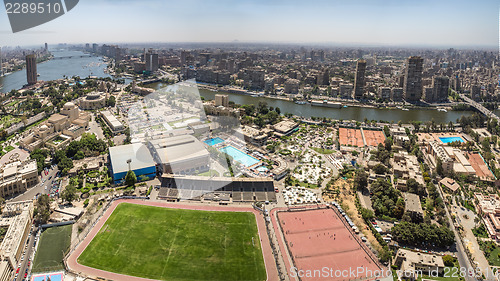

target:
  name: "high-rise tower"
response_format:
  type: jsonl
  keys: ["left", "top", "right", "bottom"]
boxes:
{"left": 26, "top": 54, "right": 37, "bottom": 85}
{"left": 352, "top": 59, "right": 366, "bottom": 99}
{"left": 403, "top": 56, "right": 424, "bottom": 102}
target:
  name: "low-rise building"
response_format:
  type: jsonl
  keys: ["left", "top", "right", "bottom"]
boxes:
{"left": 109, "top": 143, "right": 156, "bottom": 185}
{"left": 393, "top": 249, "right": 445, "bottom": 280}
{"left": 273, "top": 120, "right": 299, "bottom": 137}
{"left": 0, "top": 201, "right": 33, "bottom": 281}
{"left": 19, "top": 102, "right": 89, "bottom": 152}
{"left": 475, "top": 193, "right": 500, "bottom": 241}
{"left": 79, "top": 91, "right": 107, "bottom": 110}
{"left": 101, "top": 110, "right": 124, "bottom": 133}
{"left": 404, "top": 193, "right": 424, "bottom": 222}
{"left": 439, "top": 177, "right": 460, "bottom": 193}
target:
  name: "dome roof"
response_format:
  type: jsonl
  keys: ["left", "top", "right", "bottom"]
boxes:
{"left": 64, "top": 102, "right": 75, "bottom": 108}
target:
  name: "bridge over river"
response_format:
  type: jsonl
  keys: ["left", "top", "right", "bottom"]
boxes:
{"left": 460, "top": 93, "right": 500, "bottom": 121}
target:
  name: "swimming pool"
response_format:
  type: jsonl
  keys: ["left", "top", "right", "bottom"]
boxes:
{"left": 32, "top": 273, "right": 63, "bottom": 281}
{"left": 439, "top": 136, "right": 465, "bottom": 144}
{"left": 256, "top": 166, "right": 269, "bottom": 172}
{"left": 204, "top": 137, "right": 225, "bottom": 146}
{"left": 220, "top": 146, "right": 260, "bottom": 167}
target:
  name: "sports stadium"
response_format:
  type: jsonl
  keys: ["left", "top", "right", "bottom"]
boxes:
{"left": 65, "top": 200, "right": 278, "bottom": 281}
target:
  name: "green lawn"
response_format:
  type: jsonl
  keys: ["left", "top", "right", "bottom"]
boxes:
{"left": 32, "top": 225, "right": 72, "bottom": 273}
{"left": 197, "top": 170, "right": 220, "bottom": 177}
{"left": 78, "top": 203, "right": 266, "bottom": 281}
{"left": 311, "top": 147, "right": 335, "bottom": 154}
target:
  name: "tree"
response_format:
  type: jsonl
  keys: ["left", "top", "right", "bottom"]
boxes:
{"left": 436, "top": 158, "right": 444, "bottom": 176}
{"left": 383, "top": 125, "right": 390, "bottom": 137}
{"left": 442, "top": 255, "right": 455, "bottom": 267}
{"left": 373, "top": 163, "right": 387, "bottom": 175}
{"left": 407, "top": 178, "right": 426, "bottom": 196}
{"left": 34, "top": 194, "right": 51, "bottom": 224}
{"left": 125, "top": 170, "right": 137, "bottom": 187}
{"left": 353, "top": 170, "right": 368, "bottom": 190}
{"left": 61, "top": 185, "right": 77, "bottom": 204}
{"left": 106, "top": 96, "right": 116, "bottom": 107}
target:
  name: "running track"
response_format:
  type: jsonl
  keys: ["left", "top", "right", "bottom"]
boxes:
{"left": 66, "top": 199, "right": 278, "bottom": 281}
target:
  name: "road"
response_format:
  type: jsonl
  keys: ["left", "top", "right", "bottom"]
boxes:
{"left": 8, "top": 166, "right": 59, "bottom": 203}
{"left": 14, "top": 226, "right": 37, "bottom": 281}
{"left": 88, "top": 113, "right": 104, "bottom": 140}
{"left": 435, "top": 182, "right": 478, "bottom": 281}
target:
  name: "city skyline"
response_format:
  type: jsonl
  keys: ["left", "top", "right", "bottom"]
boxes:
{"left": 0, "top": 0, "right": 499, "bottom": 48}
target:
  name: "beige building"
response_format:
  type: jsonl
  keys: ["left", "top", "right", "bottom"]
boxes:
{"left": 0, "top": 160, "right": 38, "bottom": 198}
{"left": 0, "top": 201, "right": 33, "bottom": 281}
{"left": 100, "top": 110, "right": 124, "bottom": 133}
{"left": 214, "top": 94, "right": 229, "bottom": 107}
{"left": 393, "top": 249, "right": 445, "bottom": 280}
{"left": 20, "top": 102, "right": 89, "bottom": 152}
{"left": 273, "top": 120, "right": 299, "bottom": 137}
{"left": 475, "top": 193, "right": 500, "bottom": 241}
{"left": 392, "top": 152, "right": 425, "bottom": 190}
{"left": 79, "top": 91, "right": 107, "bottom": 110}
{"left": 284, "top": 78, "right": 299, "bottom": 94}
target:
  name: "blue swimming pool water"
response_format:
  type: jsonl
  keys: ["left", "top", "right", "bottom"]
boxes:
{"left": 439, "top": 136, "right": 464, "bottom": 144}
{"left": 32, "top": 274, "right": 63, "bottom": 281}
{"left": 220, "top": 146, "right": 260, "bottom": 167}
{"left": 204, "top": 137, "right": 225, "bottom": 146}
{"left": 256, "top": 166, "right": 268, "bottom": 172}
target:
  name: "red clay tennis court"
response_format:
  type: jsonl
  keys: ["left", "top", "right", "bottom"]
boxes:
{"left": 466, "top": 152, "right": 495, "bottom": 180}
{"left": 277, "top": 208, "right": 383, "bottom": 281}
{"left": 363, "top": 129, "right": 385, "bottom": 147}
{"left": 339, "top": 128, "right": 364, "bottom": 147}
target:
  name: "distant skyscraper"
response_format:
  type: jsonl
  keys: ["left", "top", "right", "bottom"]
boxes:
{"left": 26, "top": 54, "right": 37, "bottom": 85}
{"left": 352, "top": 59, "right": 366, "bottom": 99}
{"left": 145, "top": 52, "right": 159, "bottom": 72}
{"left": 44, "top": 43, "right": 48, "bottom": 51}
{"left": 403, "top": 56, "right": 424, "bottom": 102}
{"left": 92, "top": 43, "right": 98, "bottom": 53}
{"left": 432, "top": 76, "right": 450, "bottom": 103}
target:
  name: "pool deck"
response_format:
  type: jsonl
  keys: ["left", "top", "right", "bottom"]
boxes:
{"left": 416, "top": 132, "right": 465, "bottom": 144}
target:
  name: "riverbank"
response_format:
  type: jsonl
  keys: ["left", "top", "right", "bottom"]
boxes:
{"left": 195, "top": 83, "right": 460, "bottom": 112}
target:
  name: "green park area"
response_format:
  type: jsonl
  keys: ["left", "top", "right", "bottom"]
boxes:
{"left": 78, "top": 203, "right": 266, "bottom": 281}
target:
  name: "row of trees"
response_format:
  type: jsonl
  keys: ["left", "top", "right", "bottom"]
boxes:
{"left": 370, "top": 178, "right": 404, "bottom": 219}
{"left": 391, "top": 221, "right": 455, "bottom": 248}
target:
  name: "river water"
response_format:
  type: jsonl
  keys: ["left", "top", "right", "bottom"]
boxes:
{"left": 149, "top": 82, "right": 473, "bottom": 123}
{"left": 0, "top": 53, "right": 475, "bottom": 123}
{"left": 0, "top": 49, "right": 111, "bottom": 93}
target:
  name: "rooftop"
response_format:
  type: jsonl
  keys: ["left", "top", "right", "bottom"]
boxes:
{"left": 149, "top": 135, "right": 209, "bottom": 165}
{"left": 109, "top": 143, "right": 155, "bottom": 174}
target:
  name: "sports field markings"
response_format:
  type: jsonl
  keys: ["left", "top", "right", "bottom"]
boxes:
{"left": 160, "top": 213, "right": 181, "bottom": 278}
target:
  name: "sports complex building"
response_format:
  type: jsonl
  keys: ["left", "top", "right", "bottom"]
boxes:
{"left": 159, "top": 174, "right": 276, "bottom": 201}
{"left": 108, "top": 143, "right": 157, "bottom": 184}
{"left": 147, "top": 135, "right": 210, "bottom": 175}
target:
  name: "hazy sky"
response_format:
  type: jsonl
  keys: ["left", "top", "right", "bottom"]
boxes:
{"left": 0, "top": 0, "right": 498, "bottom": 48}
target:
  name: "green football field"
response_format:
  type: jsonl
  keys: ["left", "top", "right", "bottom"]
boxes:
{"left": 78, "top": 203, "right": 267, "bottom": 281}
{"left": 32, "top": 224, "right": 72, "bottom": 273}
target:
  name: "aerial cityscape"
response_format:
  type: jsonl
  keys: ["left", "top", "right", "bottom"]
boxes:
{"left": 0, "top": 1, "right": 500, "bottom": 281}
